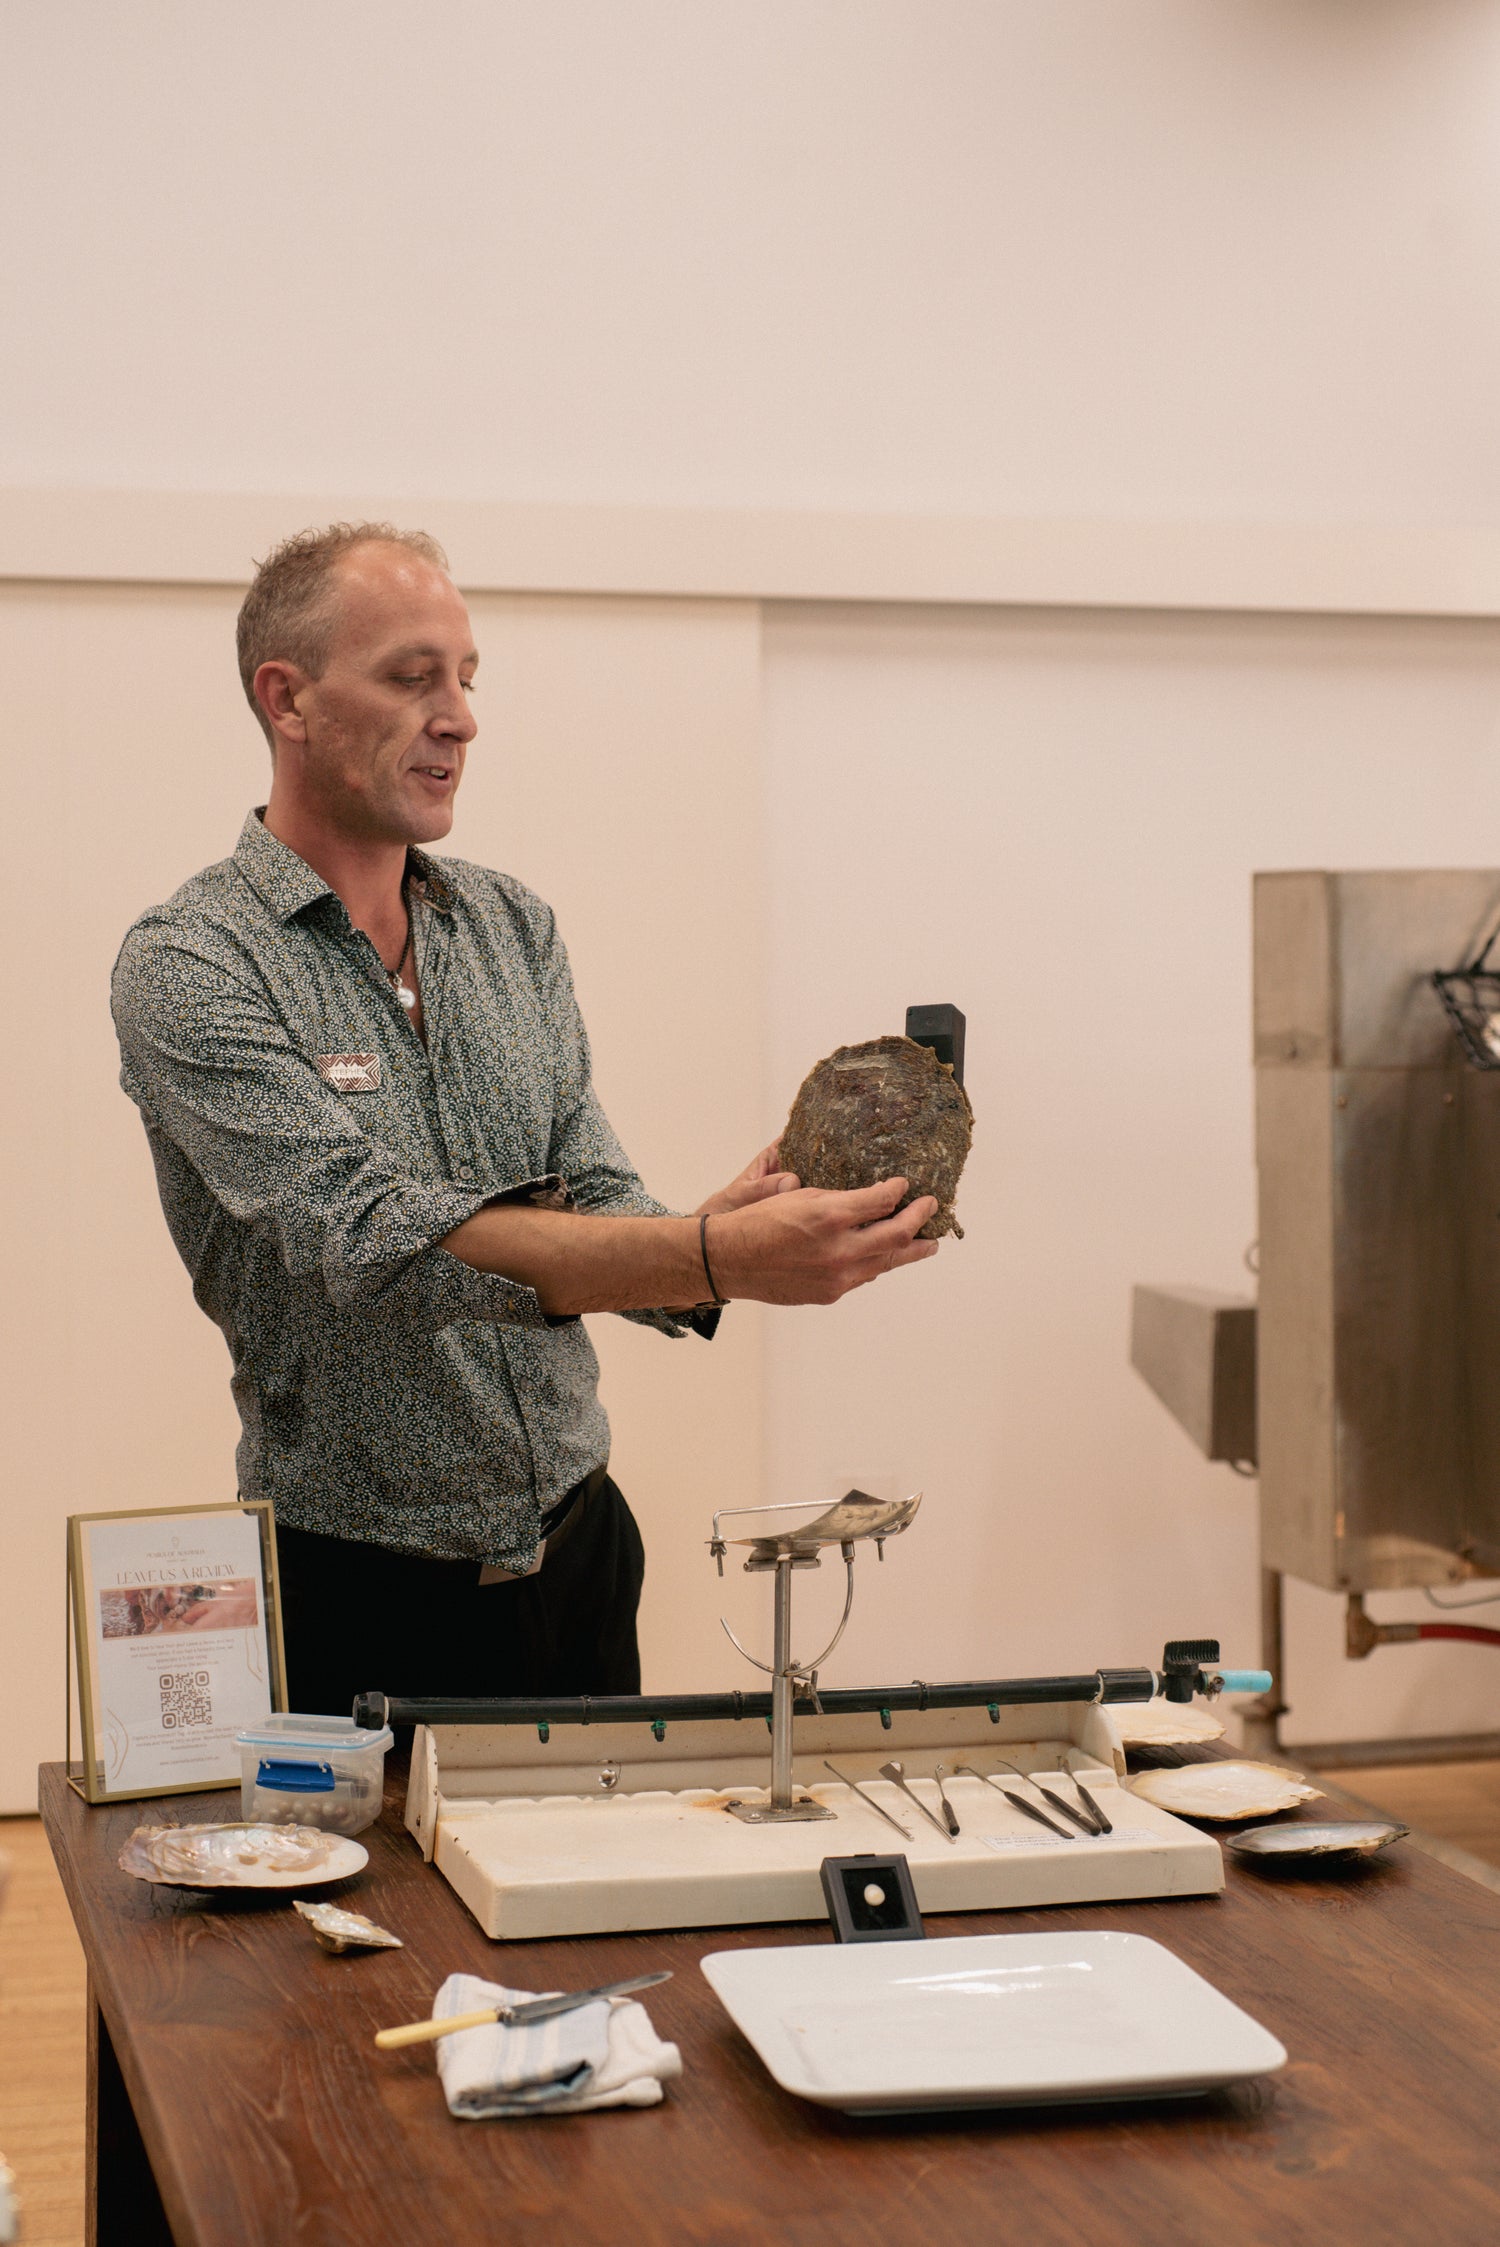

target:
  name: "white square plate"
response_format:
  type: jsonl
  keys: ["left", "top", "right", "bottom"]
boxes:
{"left": 701, "top": 1930, "right": 1286, "bottom": 2113}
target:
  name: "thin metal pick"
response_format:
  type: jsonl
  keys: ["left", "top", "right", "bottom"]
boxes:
{"left": 879, "top": 1760, "right": 957, "bottom": 1844}
{"left": 955, "top": 1763, "right": 1076, "bottom": 1841}
{"left": 990, "top": 1756, "right": 1105, "bottom": 1836}
{"left": 823, "top": 1759, "right": 912, "bottom": 1841}
{"left": 931, "top": 1764, "right": 962, "bottom": 1836}
{"left": 1000, "top": 1790, "right": 1077, "bottom": 1841}
{"left": 1073, "top": 1777, "right": 1112, "bottom": 1834}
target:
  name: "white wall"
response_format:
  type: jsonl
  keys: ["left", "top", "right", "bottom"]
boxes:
{"left": 3, "top": 1, "right": 1499, "bottom": 524}
{"left": 760, "top": 601, "right": 1500, "bottom": 1742}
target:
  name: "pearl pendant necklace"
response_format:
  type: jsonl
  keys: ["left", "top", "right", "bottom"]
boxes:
{"left": 383, "top": 885, "right": 417, "bottom": 1011}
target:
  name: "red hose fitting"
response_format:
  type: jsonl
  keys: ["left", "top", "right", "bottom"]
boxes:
{"left": 1416, "top": 1623, "right": 1500, "bottom": 1649}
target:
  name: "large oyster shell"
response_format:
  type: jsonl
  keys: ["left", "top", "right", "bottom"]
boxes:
{"left": 1227, "top": 1820, "right": 1406, "bottom": 1864}
{"left": 118, "top": 1822, "right": 368, "bottom": 1889}
{"left": 779, "top": 1036, "right": 973, "bottom": 1240}
{"left": 1112, "top": 1702, "right": 1227, "bottom": 1749}
{"left": 1128, "top": 1762, "right": 1321, "bottom": 1822}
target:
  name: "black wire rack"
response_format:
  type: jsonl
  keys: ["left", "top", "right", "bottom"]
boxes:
{"left": 1432, "top": 912, "right": 1500, "bottom": 1070}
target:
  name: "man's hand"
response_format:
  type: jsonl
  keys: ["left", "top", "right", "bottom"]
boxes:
{"left": 696, "top": 1141, "right": 799, "bottom": 1218}
{"left": 705, "top": 1177, "right": 938, "bottom": 1307}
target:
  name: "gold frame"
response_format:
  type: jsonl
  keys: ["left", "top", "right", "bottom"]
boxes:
{"left": 66, "top": 1501, "right": 286, "bottom": 1805}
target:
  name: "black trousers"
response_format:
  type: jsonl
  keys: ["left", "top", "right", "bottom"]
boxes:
{"left": 274, "top": 1472, "right": 645, "bottom": 1717}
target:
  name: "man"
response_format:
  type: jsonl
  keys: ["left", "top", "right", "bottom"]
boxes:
{"left": 111, "top": 524, "right": 939, "bottom": 1714}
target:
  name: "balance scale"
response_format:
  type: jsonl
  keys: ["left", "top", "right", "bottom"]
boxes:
{"left": 358, "top": 1495, "right": 1261, "bottom": 1942}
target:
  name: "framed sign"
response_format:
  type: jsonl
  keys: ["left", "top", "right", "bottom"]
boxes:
{"left": 66, "top": 1502, "right": 286, "bottom": 1804}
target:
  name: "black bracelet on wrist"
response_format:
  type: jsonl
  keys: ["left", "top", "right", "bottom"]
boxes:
{"left": 699, "top": 1211, "right": 727, "bottom": 1306}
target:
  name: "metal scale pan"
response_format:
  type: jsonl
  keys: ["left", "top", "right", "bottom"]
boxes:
{"left": 709, "top": 1493, "right": 922, "bottom": 1824}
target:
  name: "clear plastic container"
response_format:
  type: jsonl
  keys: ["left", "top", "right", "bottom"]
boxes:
{"left": 235, "top": 1713, "right": 393, "bottom": 1836}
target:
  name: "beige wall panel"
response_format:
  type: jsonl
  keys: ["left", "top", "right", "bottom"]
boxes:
{"left": 6, "top": 6, "right": 1500, "bottom": 529}
{"left": 1, "top": 582, "right": 262, "bottom": 1812}
{"left": 14, "top": 488, "right": 1500, "bottom": 622}
{"left": 0, "top": 583, "right": 764, "bottom": 1809}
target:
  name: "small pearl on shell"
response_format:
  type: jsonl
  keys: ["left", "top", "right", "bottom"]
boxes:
{"left": 397, "top": 985, "right": 417, "bottom": 1010}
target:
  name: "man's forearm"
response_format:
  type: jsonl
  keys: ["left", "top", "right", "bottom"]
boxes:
{"left": 445, "top": 1174, "right": 942, "bottom": 1314}
{"left": 442, "top": 1205, "right": 710, "bottom": 1316}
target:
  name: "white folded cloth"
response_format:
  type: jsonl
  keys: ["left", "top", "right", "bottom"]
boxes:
{"left": 432, "top": 1972, "right": 683, "bottom": 2119}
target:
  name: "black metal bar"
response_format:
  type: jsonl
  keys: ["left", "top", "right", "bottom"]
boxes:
{"left": 355, "top": 1673, "right": 1135, "bottom": 1731}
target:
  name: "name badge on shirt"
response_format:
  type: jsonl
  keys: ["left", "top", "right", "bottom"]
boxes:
{"left": 316, "top": 1053, "right": 382, "bottom": 1093}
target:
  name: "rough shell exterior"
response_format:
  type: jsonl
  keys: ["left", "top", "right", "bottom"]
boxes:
{"left": 778, "top": 1035, "right": 974, "bottom": 1239}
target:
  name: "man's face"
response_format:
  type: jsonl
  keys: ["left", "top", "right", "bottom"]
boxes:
{"left": 288, "top": 543, "right": 479, "bottom": 846}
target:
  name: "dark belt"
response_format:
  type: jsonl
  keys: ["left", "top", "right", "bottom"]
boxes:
{"left": 538, "top": 1460, "right": 609, "bottom": 1554}
{"left": 476, "top": 1461, "right": 608, "bottom": 1585}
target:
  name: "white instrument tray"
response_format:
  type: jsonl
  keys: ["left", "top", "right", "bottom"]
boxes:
{"left": 406, "top": 1701, "right": 1223, "bottom": 1941}
{"left": 701, "top": 1930, "right": 1287, "bottom": 2113}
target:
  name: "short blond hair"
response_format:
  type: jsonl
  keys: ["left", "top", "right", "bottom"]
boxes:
{"left": 235, "top": 522, "right": 450, "bottom": 745}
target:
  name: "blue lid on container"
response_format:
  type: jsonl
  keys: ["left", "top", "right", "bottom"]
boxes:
{"left": 256, "top": 1758, "right": 336, "bottom": 1793}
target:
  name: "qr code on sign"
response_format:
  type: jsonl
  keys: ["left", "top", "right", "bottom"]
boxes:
{"left": 158, "top": 1671, "right": 211, "bottom": 1728}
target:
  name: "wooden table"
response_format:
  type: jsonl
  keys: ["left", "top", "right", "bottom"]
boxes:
{"left": 40, "top": 1757, "right": 1500, "bottom": 2247}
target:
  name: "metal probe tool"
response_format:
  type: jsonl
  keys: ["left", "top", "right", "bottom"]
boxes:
{"left": 879, "top": 1760, "right": 957, "bottom": 1844}
{"left": 823, "top": 1759, "right": 912, "bottom": 1841}
{"left": 956, "top": 1763, "right": 1076, "bottom": 1840}
{"left": 931, "top": 1764, "right": 963, "bottom": 1836}
{"left": 990, "top": 1756, "right": 1106, "bottom": 1836}
{"left": 1072, "top": 1777, "right": 1113, "bottom": 1834}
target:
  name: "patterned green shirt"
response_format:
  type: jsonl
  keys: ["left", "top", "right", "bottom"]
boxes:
{"left": 111, "top": 811, "right": 714, "bottom": 1569}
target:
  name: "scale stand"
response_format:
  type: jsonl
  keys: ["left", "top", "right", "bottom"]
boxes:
{"left": 709, "top": 1491, "right": 922, "bottom": 1824}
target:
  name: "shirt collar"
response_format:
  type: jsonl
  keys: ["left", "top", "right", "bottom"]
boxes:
{"left": 232, "top": 809, "right": 458, "bottom": 922}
